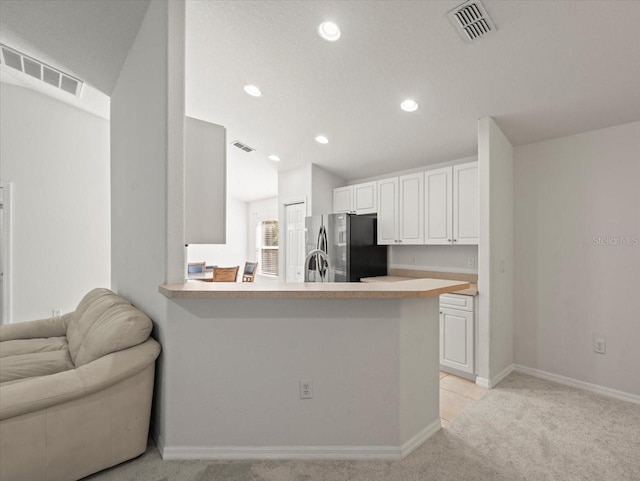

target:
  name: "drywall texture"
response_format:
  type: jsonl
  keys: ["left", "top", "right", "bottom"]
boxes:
{"left": 187, "top": 196, "right": 248, "bottom": 271}
{"left": 110, "top": 0, "right": 185, "bottom": 447}
{"left": 0, "top": 84, "right": 110, "bottom": 321}
{"left": 514, "top": 121, "right": 640, "bottom": 396}
{"left": 478, "top": 117, "right": 514, "bottom": 383}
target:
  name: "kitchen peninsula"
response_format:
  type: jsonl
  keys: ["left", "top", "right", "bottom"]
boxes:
{"left": 159, "top": 279, "right": 468, "bottom": 460}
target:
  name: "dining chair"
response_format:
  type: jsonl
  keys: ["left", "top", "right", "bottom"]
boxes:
{"left": 210, "top": 266, "right": 239, "bottom": 282}
{"left": 187, "top": 261, "right": 206, "bottom": 274}
{"left": 242, "top": 262, "right": 258, "bottom": 282}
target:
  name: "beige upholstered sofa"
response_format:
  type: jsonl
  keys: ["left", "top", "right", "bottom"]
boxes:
{"left": 0, "top": 288, "right": 161, "bottom": 481}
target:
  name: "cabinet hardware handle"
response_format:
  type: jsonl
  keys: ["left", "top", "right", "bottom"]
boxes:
{"left": 453, "top": 239, "right": 457, "bottom": 243}
{"left": 447, "top": 239, "right": 451, "bottom": 242}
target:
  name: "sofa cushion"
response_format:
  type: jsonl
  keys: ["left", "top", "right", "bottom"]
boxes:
{"left": 66, "top": 288, "right": 153, "bottom": 367}
{"left": 0, "top": 337, "right": 68, "bottom": 359}
{"left": 0, "top": 349, "right": 74, "bottom": 383}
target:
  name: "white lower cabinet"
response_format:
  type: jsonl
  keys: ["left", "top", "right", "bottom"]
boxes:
{"left": 439, "top": 294, "right": 475, "bottom": 375}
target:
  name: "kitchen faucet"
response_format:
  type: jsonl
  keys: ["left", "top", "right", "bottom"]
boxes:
{"left": 304, "top": 249, "right": 331, "bottom": 282}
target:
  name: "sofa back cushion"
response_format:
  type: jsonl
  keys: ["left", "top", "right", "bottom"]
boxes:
{"left": 67, "top": 288, "right": 153, "bottom": 367}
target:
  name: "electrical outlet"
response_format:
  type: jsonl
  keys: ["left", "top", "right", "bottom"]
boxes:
{"left": 467, "top": 258, "right": 475, "bottom": 268}
{"left": 594, "top": 338, "right": 606, "bottom": 354}
{"left": 52, "top": 309, "right": 61, "bottom": 318}
{"left": 299, "top": 379, "right": 313, "bottom": 399}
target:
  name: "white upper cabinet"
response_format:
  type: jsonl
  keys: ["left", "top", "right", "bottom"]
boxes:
{"left": 377, "top": 174, "right": 423, "bottom": 245}
{"left": 453, "top": 162, "right": 479, "bottom": 244}
{"left": 424, "top": 162, "right": 478, "bottom": 245}
{"left": 398, "top": 173, "right": 424, "bottom": 244}
{"left": 333, "top": 185, "right": 353, "bottom": 213}
{"left": 377, "top": 177, "right": 399, "bottom": 244}
{"left": 185, "top": 117, "right": 226, "bottom": 245}
{"left": 424, "top": 167, "right": 453, "bottom": 244}
{"left": 334, "top": 181, "right": 377, "bottom": 214}
{"left": 353, "top": 181, "right": 377, "bottom": 215}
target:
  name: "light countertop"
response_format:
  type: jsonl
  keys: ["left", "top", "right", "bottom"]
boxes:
{"left": 360, "top": 276, "right": 478, "bottom": 296}
{"left": 159, "top": 278, "right": 470, "bottom": 299}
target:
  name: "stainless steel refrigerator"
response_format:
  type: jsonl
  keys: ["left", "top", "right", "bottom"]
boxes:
{"left": 304, "top": 213, "right": 387, "bottom": 282}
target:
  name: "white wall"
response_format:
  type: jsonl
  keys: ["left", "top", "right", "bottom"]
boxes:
{"left": 110, "top": 0, "right": 185, "bottom": 448}
{"left": 353, "top": 156, "right": 479, "bottom": 275}
{"left": 187, "top": 196, "right": 248, "bottom": 271}
{"left": 478, "top": 117, "right": 514, "bottom": 384}
{"left": 514, "top": 121, "right": 640, "bottom": 396}
{"left": 311, "top": 163, "right": 344, "bottom": 215}
{"left": 0, "top": 83, "right": 110, "bottom": 321}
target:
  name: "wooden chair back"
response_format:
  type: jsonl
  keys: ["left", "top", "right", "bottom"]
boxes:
{"left": 211, "top": 266, "right": 239, "bottom": 282}
{"left": 242, "top": 262, "right": 258, "bottom": 282}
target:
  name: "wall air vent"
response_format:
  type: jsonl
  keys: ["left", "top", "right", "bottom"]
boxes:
{"left": 0, "top": 43, "right": 84, "bottom": 96}
{"left": 447, "top": 1, "right": 496, "bottom": 43}
{"left": 231, "top": 140, "right": 255, "bottom": 153}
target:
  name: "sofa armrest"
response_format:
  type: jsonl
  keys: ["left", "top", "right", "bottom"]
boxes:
{"left": 0, "top": 338, "right": 160, "bottom": 420}
{"left": 0, "top": 313, "right": 73, "bottom": 342}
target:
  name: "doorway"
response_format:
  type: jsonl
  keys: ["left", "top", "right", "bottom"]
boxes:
{"left": 285, "top": 202, "right": 305, "bottom": 283}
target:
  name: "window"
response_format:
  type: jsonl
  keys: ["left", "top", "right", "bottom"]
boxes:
{"left": 257, "top": 220, "right": 279, "bottom": 276}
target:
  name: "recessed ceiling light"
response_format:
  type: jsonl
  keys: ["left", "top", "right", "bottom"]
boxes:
{"left": 315, "top": 135, "right": 329, "bottom": 144}
{"left": 244, "top": 84, "right": 262, "bottom": 97}
{"left": 400, "top": 99, "right": 419, "bottom": 112}
{"left": 318, "top": 22, "right": 341, "bottom": 42}
{"left": 268, "top": 154, "right": 281, "bottom": 162}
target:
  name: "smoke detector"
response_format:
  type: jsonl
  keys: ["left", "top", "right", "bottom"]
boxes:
{"left": 0, "top": 43, "right": 83, "bottom": 96}
{"left": 231, "top": 140, "right": 255, "bottom": 153}
{"left": 447, "top": 1, "right": 496, "bottom": 43}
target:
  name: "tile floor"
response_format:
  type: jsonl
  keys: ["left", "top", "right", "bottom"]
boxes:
{"left": 439, "top": 371, "right": 487, "bottom": 427}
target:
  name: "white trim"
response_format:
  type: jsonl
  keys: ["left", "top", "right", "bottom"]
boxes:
{"left": 399, "top": 419, "right": 441, "bottom": 458}
{"left": 475, "top": 376, "right": 489, "bottom": 389}
{"left": 513, "top": 364, "right": 640, "bottom": 405}
{"left": 474, "top": 364, "right": 514, "bottom": 389}
{"left": 491, "top": 364, "right": 515, "bottom": 388}
{"left": 160, "top": 420, "right": 441, "bottom": 461}
{"left": 0, "top": 182, "right": 13, "bottom": 324}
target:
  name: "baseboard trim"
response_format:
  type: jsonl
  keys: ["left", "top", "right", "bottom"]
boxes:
{"left": 475, "top": 364, "right": 514, "bottom": 389}
{"left": 475, "top": 376, "right": 489, "bottom": 389}
{"left": 491, "top": 364, "right": 515, "bottom": 388}
{"left": 399, "top": 419, "right": 442, "bottom": 458}
{"left": 513, "top": 364, "right": 640, "bottom": 405}
{"left": 161, "top": 419, "right": 441, "bottom": 461}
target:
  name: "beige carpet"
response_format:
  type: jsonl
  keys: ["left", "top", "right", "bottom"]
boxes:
{"left": 85, "top": 372, "right": 640, "bottom": 481}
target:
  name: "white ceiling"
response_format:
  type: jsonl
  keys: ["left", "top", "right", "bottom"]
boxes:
{"left": 0, "top": 0, "right": 150, "bottom": 95}
{"left": 186, "top": 0, "right": 640, "bottom": 201}
{"left": 1, "top": 1, "right": 638, "bottom": 204}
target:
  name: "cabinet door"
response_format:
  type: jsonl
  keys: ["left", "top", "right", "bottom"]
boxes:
{"left": 453, "top": 162, "right": 479, "bottom": 245}
{"left": 440, "top": 307, "right": 474, "bottom": 374}
{"left": 185, "top": 117, "right": 226, "bottom": 244}
{"left": 424, "top": 167, "right": 453, "bottom": 245}
{"left": 377, "top": 178, "right": 398, "bottom": 245}
{"left": 333, "top": 186, "right": 353, "bottom": 213}
{"left": 398, "top": 173, "right": 424, "bottom": 244}
{"left": 353, "top": 181, "right": 377, "bottom": 215}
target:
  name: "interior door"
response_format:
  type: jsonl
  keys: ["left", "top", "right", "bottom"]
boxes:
{"left": 286, "top": 202, "right": 306, "bottom": 283}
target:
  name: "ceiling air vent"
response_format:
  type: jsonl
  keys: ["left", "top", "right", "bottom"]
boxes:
{"left": 231, "top": 140, "right": 255, "bottom": 153}
{"left": 447, "top": 1, "right": 496, "bottom": 43}
{"left": 0, "top": 43, "right": 84, "bottom": 96}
